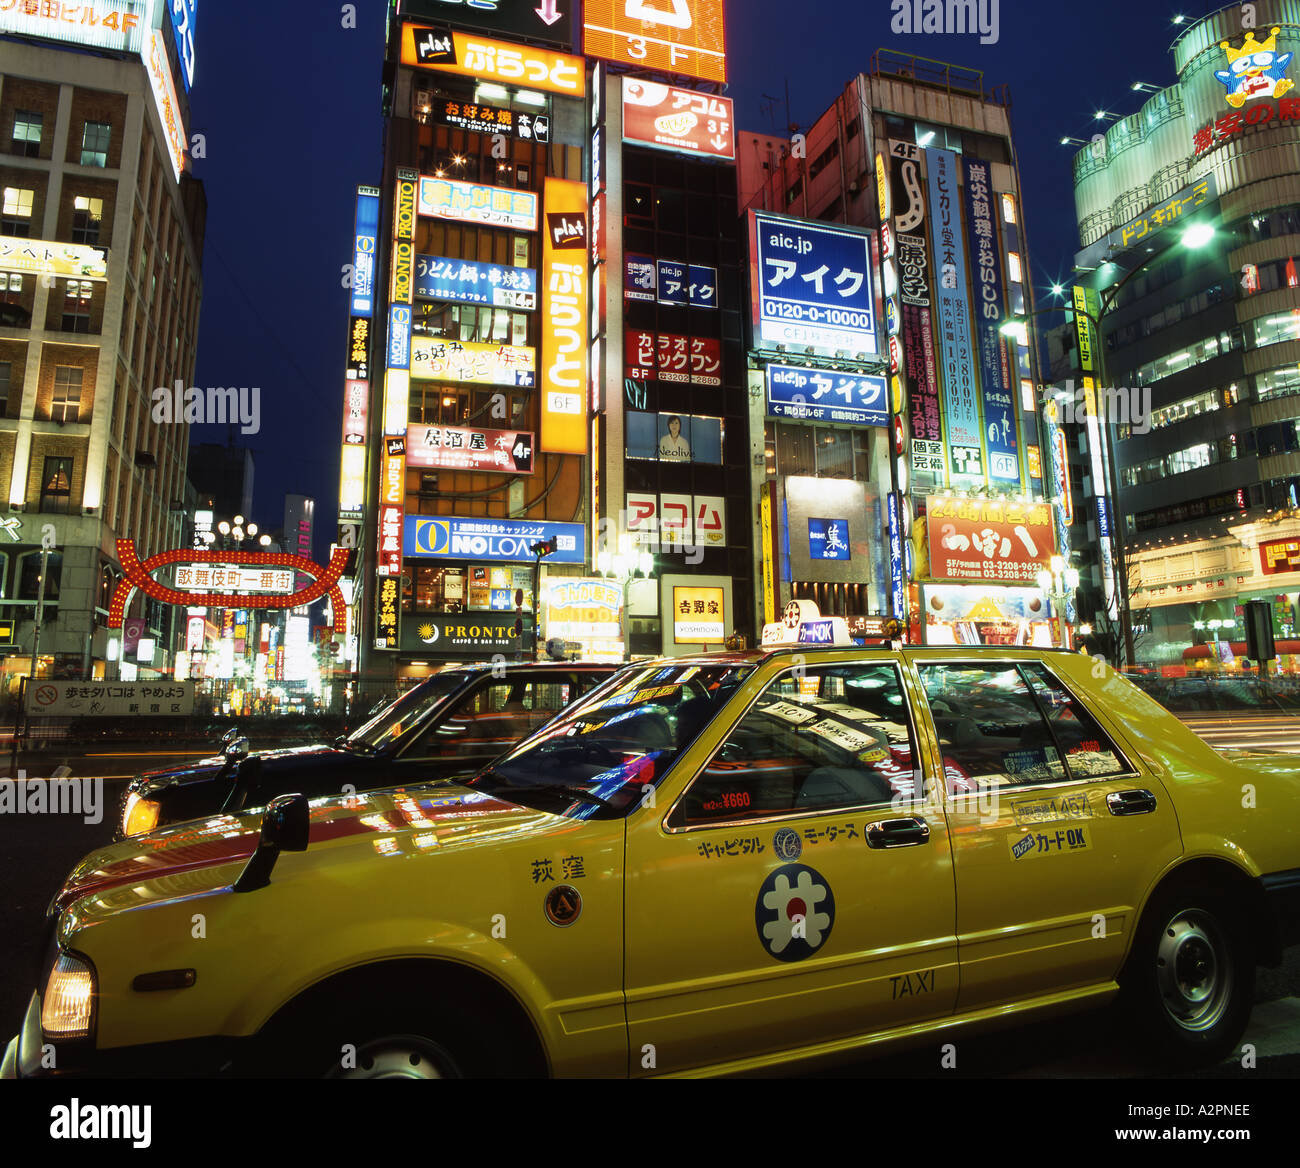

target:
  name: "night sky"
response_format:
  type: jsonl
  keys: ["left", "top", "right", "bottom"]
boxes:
{"left": 186, "top": 0, "right": 1200, "bottom": 555}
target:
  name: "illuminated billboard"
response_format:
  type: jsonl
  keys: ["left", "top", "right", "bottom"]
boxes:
{"left": 142, "top": 29, "right": 187, "bottom": 182}
{"left": 400, "top": 25, "right": 583, "bottom": 97}
{"left": 405, "top": 517, "right": 586, "bottom": 564}
{"left": 414, "top": 256, "right": 536, "bottom": 309}
{"left": 406, "top": 425, "right": 535, "bottom": 474}
{"left": 540, "top": 179, "right": 588, "bottom": 455}
{"left": 396, "top": 0, "right": 574, "bottom": 46}
{"left": 584, "top": 0, "right": 727, "bottom": 83}
{"left": 622, "top": 78, "right": 734, "bottom": 160}
{"left": 0, "top": 238, "right": 107, "bottom": 280}
{"left": 417, "top": 177, "right": 539, "bottom": 232}
{"left": 0, "top": 0, "right": 150, "bottom": 53}
{"left": 167, "top": 0, "right": 198, "bottom": 91}
{"left": 352, "top": 186, "right": 380, "bottom": 317}
{"left": 410, "top": 338, "right": 535, "bottom": 387}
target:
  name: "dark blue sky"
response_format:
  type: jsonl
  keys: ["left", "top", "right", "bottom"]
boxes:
{"left": 187, "top": 0, "right": 1204, "bottom": 552}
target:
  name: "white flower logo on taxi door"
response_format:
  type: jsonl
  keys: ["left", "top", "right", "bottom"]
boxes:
{"left": 755, "top": 865, "right": 835, "bottom": 962}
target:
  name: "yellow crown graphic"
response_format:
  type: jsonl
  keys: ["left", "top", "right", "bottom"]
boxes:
{"left": 1221, "top": 26, "right": 1281, "bottom": 63}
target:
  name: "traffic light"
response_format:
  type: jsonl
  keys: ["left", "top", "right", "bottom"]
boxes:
{"left": 531, "top": 537, "right": 558, "bottom": 558}
{"left": 1244, "top": 600, "right": 1275, "bottom": 662}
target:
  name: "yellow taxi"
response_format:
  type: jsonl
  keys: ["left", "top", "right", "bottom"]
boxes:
{"left": 5, "top": 611, "right": 1300, "bottom": 1078}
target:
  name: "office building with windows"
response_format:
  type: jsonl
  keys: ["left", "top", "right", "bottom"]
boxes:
{"left": 1070, "top": 1, "right": 1300, "bottom": 669}
{"left": 0, "top": 15, "right": 204, "bottom": 685}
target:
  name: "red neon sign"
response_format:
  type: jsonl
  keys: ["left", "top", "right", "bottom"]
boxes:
{"left": 108, "top": 541, "right": 349, "bottom": 634}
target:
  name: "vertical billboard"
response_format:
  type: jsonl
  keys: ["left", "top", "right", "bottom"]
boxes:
{"left": 749, "top": 211, "right": 876, "bottom": 357}
{"left": 584, "top": 0, "right": 726, "bottom": 83}
{"left": 351, "top": 186, "right": 380, "bottom": 318}
{"left": 142, "top": 29, "right": 187, "bottom": 182}
{"left": 1074, "top": 284, "right": 1116, "bottom": 621}
{"left": 167, "top": 0, "right": 198, "bottom": 91}
{"left": 962, "top": 157, "right": 1019, "bottom": 484}
{"left": 925, "top": 148, "right": 981, "bottom": 481}
{"left": 541, "top": 179, "right": 588, "bottom": 455}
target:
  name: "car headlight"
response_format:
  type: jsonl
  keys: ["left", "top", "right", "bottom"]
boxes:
{"left": 41, "top": 952, "right": 95, "bottom": 1040}
{"left": 122, "top": 792, "right": 161, "bottom": 836}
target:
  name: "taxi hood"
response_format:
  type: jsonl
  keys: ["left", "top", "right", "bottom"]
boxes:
{"left": 53, "top": 783, "right": 553, "bottom": 916}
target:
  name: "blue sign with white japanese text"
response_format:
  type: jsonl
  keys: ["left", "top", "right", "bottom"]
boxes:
{"left": 167, "top": 0, "right": 197, "bottom": 91}
{"left": 414, "top": 256, "right": 537, "bottom": 310}
{"left": 689, "top": 264, "right": 718, "bottom": 308}
{"left": 751, "top": 211, "right": 876, "bottom": 357}
{"left": 405, "top": 517, "right": 586, "bottom": 564}
{"left": 657, "top": 259, "right": 687, "bottom": 306}
{"left": 808, "top": 519, "right": 851, "bottom": 562}
{"left": 963, "top": 157, "right": 1019, "bottom": 484}
{"left": 352, "top": 187, "right": 380, "bottom": 318}
{"left": 388, "top": 305, "right": 411, "bottom": 371}
{"left": 766, "top": 363, "right": 887, "bottom": 427}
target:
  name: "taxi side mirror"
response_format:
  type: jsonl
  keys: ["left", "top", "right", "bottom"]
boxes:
{"left": 233, "top": 793, "right": 310, "bottom": 893}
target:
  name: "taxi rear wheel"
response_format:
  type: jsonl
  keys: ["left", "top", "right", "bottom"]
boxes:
{"left": 1120, "top": 881, "right": 1254, "bottom": 1068}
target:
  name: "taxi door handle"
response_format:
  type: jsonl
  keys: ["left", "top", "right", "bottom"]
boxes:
{"left": 1107, "top": 789, "right": 1157, "bottom": 816}
{"left": 865, "top": 817, "right": 931, "bottom": 849}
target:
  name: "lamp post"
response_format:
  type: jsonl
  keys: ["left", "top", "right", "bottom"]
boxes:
{"left": 1000, "top": 221, "right": 1217, "bottom": 667}
{"left": 596, "top": 534, "right": 654, "bottom": 662}
{"left": 1037, "top": 555, "right": 1081, "bottom": 649}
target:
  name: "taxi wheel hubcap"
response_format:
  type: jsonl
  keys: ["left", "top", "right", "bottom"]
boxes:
{"left": 1154, "top": 910, "right": 1231, "bottom": 1033}
{"left": 332, "top": 1037, "right": 450, "bottom": 1079}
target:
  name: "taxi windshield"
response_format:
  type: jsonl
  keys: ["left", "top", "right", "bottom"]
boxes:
{"left": 467, "top": 662, "right": 753, "bottom": 818}
{"left": 345, "top": 671, "right": 472, "bottom": 753}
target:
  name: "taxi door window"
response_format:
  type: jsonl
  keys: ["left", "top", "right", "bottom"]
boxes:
{"left": 672, "top": 663, "right": 917, "bottom": 828}
{"left": 918, "top": 662, "right": 1129, "bottom": 794}
{"left": 406, "top": 678, "right": 572, "bottom": 759}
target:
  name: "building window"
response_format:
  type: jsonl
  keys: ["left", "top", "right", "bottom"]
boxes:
{"left": 18, "top": 550, "right": 62, "bottom": 601}
{"left": 2, "top": 186, "right": 34, "bottom": 236}
{"left": 81, "top": 121, "right": 112, "bottom": 167}
{"left": 52, "top": 365, "right": 83, "bottom": 423}
{"left": 61, "top": 280, "right": 93, "bottom": 333}
{"left": 71, "top": 196, "right": 103, "bottom": 245}
{"left": 0, "top": 361, "right": 9, "bottom": 413}
{"left": 0, "top": 272, "right": 22, "bottom": 302}
{"left": 40, "top": 457, "right": 73, "bottom": 514}
{"left": 12, "top": 110, "right": 42, "bottom": 157}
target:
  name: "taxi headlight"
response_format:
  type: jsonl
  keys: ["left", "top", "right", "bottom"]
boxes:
{"left": 122, "top": 792, "right": 161, "bottom": 836}
{"left": 41, "top": 952, "right": 95, "bottom": 1040}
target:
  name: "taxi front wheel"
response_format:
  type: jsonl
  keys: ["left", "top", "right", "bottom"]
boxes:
{"left": 1119, "top": 881, "right": 1255, "bottom": 1069}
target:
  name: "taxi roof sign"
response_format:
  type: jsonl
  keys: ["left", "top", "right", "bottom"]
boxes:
{"left": 761, "top": 600, "right": 855, "bottom": 648}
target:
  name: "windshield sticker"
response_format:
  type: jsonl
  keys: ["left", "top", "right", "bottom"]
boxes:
{"left": 697, "top": 837, "right": 766, "bottom": 858}
{"left": 755, "top": 864, "right": 835, "bottom": 961}
{"left": 773, "top": 826, "right": 802, "bottom": 861}
{"left": 1009, "top": 826, "right": 1090, "bottom": 861}
{"left": 815, "top": 702, "right": 884, "bottom": 722}
{"left": 1011, "top": 793, "right": 1091, "bottom": 825}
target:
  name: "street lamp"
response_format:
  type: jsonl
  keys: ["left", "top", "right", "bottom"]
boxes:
{"left": 596, "top": 534, "right": 654, "bottom": 662}
{"left": 999, "top": 220, "right": 1217, "bottom": 666}
{"left": 1037, "top": 555, "right": 1081, "bottom": 649}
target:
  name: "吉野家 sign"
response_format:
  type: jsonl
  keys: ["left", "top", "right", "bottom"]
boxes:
{"left": 673, "top": 586, "right": 725, "bottom": 644}
{"left": 766, "top": 363, "right": 887, "bottom": 426}
{"left": 414, "top": 256, "right": 537, "bottom": 310}
{"left": 621, "top": 78, "right": 734, "bottom": 159}
{"left": 27, "top": 681, "right": 195, "bottom": 718}
{"left": 417, "top": 177, "right": 539, "bottom": 232}
{"left": 401, "top": 25, "right": 583, "bottom": 97}
{"left": 405, "top": 517, "right": 586, "bottom": 564}
{"left": 406, "top": 425, "right": 535, "bottom": 474}
{"left": 584, "top": 0, "right": 727, "bottom": 84}
{"left": 410, "top": 338, "right": 535, "bottom": 387}
{"left": 750, "top": 211, "right": 877, "bottom": 357}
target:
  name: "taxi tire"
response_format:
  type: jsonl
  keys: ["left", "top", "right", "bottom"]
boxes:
{"left": 1119, "top": 880, "right": 1255, "bottom": 1070}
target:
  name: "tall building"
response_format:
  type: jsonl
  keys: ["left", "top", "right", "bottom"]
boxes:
{"left": 1069, "top": 1, "right": 1300, "bottom": 670}
{"left": 0, "top": 5, "right": 202, "bottom": 686}
{"left": 188, "top": 440, "right": 253, "bottom": 520}
{"left": 741, "top": 52, "right": 1056, "bottom": 648}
